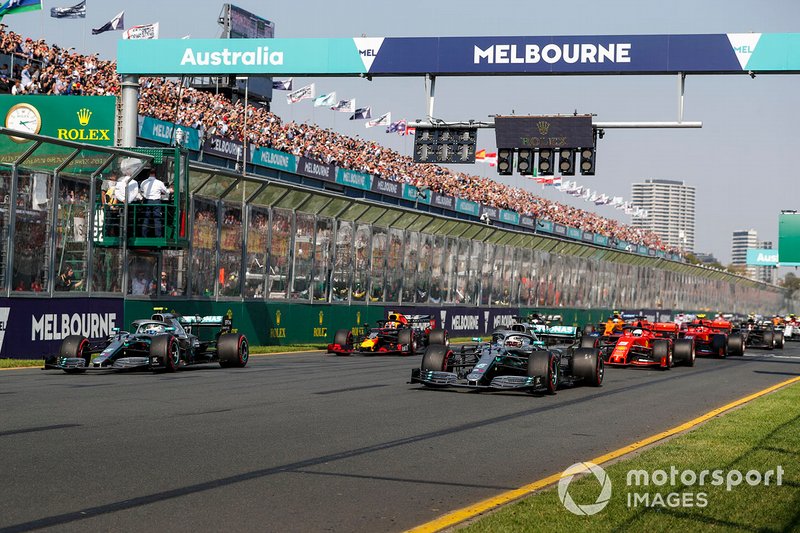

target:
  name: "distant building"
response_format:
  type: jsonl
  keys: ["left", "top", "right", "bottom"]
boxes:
{"left": 731, "top": 229, "right": 758, "bottom": 279}
{"left": 757, "top": 240, "right": 775, "bottom": 284}
{"left": 694, "top": 252, "right": 719, "bottom": 265}
{"left": 631, "top": 179, "right": 695, "bottom": 252}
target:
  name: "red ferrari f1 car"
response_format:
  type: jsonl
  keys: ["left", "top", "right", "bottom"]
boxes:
{"left": 589, "top": 320, "right": 695, "bottom": 369}
{"left": 679, "top": 315, "right": 744, "bottom": 357}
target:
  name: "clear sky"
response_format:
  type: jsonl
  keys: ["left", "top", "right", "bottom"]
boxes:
{"left": 5, "top": 0, "right": 800, "bottom": 265}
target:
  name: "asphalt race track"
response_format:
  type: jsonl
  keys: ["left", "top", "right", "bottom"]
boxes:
{"left": 2, "top": 344, "right": 800, "bottom": 532}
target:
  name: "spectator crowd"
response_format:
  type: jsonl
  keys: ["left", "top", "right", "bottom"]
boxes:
{"left": 0, "top": 28, "right": 675, "bottom": 253}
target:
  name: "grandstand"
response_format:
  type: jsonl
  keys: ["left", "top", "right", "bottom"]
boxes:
{"left": 0, "top": 27, "right": 671, "bottom": 253}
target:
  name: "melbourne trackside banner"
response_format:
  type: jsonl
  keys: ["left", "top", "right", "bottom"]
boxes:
{"left": 117, "top": 34, "right": 800, "bottom": 76}
{"left": 250, "top": 146, "right": 298, "bottom": 173}
{"left": 138, "top": 115, "right": 201, "bottom": 151}
{"left": 296, "top": 156, "right": 335, "bottom": 182}
{"left": 0, "top": 297, "right": 123, "bottom": 359}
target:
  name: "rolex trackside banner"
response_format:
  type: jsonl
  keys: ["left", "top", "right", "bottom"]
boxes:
{"left": 117, "top": 34, "right": 800, "bottom": 76}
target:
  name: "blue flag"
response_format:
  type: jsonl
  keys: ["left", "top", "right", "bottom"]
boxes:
{"left": 0, "top": 0, "right": 42, "bottom": 20}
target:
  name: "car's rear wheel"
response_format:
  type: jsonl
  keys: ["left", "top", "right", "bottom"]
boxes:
{"left": 775, "top": 330, "right": 784, "bottom": 349}
{"left": 727, "top": 334, "right": 744, "bottom": 356}
{"left": 763, "top": 330, "right": 775, "bottom": 350}
{"left": 580, "top": 335, "right": 597, "bottom": 349}
{"left": 711, "top": 334, "right": 727, "bottom": 357}
{"left": 572, "top": 348, "right": 603, "bottom": 386}
{"left": 421, "top": 345, "right": 451, "bottom": 372}
{"left": 527, "top": 351, "right": 558, "bottom": 395}
{"left": 150, "top": 334, "right": 181, "bottom": 372}
{"left": 653, "top": 339, "right": 671, "bottom": 369}
{"left": 397, "top": 329, "right": 415, "bottom": 355}
{"left": 428, "top": 328, "right": 449, "bottom": 347}
{"left": 60, "top": 334, "right": 89, "bottom": 374}
{"left": 673, "top": 338, "right": 695, "bottom": 367}
{"left": 218, "top": 333, "right": 249, "bottom": 368}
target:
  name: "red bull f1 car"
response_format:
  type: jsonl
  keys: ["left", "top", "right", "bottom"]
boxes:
{"left": 586, "top": 320, "right": 695, "bottom": 369}
{"left": 410, "top": 329, "right": 603, "bottom": 394}
{"left": 679, "top": 315, "right": 744, "bottom": 357}
{"left": 328, "top": 312, "right": 448, "bottom": 356}
{"left": 44, "top": 309, "right": 249, "bottom": 373}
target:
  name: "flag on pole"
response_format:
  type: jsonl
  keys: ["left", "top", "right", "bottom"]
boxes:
{"left": 92, "top": 10, "right": 124, "bottom": 34}
{"left": 349, "top": 107, "right": 372, "bottom": 120}
{"left": 330, "top": 99, "right": 355, "bottom": 113}
{"left": 386, "top": 119, "right": 407, "bottom": 134}
{"left": 122, "top": 22, "right": 159, "bottom": 40}
{"left": 286, "top": 83, "right": 315, "bottom": 104}
{"left": 611, "top": 196, "right": 623, "bottom": 206}
{"left": 405, "top": 126, "right": 416, "bottom": 136}
{"left": 366, "top": 112, "right": 391, "bottom": 128}
{"left": 272, "top": 78, "right": 292, "bottom": 90}
{"left": 313, "top": 92, "right": 337, "bottom": 107}
{"left": 50, "top": 0, "right": 84, "bottom": 18}
{"left": 0, "top": 0, "right": 41, "bottom": 21}
{"left": 552, "top": 176, "right": 562, "bottom": 186}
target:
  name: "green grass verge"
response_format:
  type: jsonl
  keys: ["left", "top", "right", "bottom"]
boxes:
{"left": 461, "top": 380, "right": 800, "bottom": 533}
{"left": 250, "top": 345, "right": 326, "bottom": 354}
{"left": 0, "top": 359, "right": 43, "bottom": 368}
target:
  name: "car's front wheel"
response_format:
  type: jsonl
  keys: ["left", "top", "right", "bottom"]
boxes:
{"left": 60, "top": 335, "right": 89, "bottom": 374}
{"left": 528, "top": 351, "right": 558, "bottom": 394}
{"left": 150, "top": 334, "right": 181, "bottom": 372}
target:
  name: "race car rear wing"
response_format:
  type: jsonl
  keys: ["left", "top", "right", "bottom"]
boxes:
{"left": 400, "top": 314, "right": 437, "bottom": 330}
{"left": 176, "top": 314, "right": 233, "bottom": 333}
{"left": 529, "top": 324, "right": 579, "bottom": 344}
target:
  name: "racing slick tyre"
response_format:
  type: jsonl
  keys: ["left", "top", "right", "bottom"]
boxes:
{"left": 727, "top": 334, "right": 744, "bottom": 356}
{"left": 150, "top": 334, "right": 181, "bottom": 372}
{"left": 653, "top": 339, "right": 672, "bottom": 369}
{"left": 60, "top": 335, "right": 89, "bottom": 374}
{"left": 218, "top": 333, "right": 249, "bottom": 368}
{"left": 579, "top": 335, "right": 598, "bottom": 349}
{"left": 332, "top": 329, "right": 353, "bottom": 356}
{"left": 774, "top": 331, "right": 784, "bottom": 349}
{"left": 397, "top": 329, "right": 415, "bottom": 355}
{"left": 673, "top": 339, "right": 695, "bottom": 367}
{"left": 428, "top": 329, "right": 449, "bottom": 347}
{"left": 421, "top": 345, "right": 451, "bottom": 372}
{"left": 711, "top": 334, "right": 727, "bottom": 358}
{"left": 571, "top": 348, "right": 604, "bottom": 386}
{"left": 763, "top": 330, "right": 775, "bottom": 350}
{"left": 527, "top": 351, "right": 558, "bottom": 395}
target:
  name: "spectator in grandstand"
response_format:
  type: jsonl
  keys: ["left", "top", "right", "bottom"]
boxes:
{"left": 56, "top": 266, "right": 83, "bottom": 291}
{"left": 139, "top": 168, "right": 172, "bottom": 238}
{"left": 130, "top": 271, "right": 151, "bottom": 296}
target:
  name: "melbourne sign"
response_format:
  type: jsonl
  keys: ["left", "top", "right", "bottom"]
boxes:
{"left": 0, "top": 297, "right": 123, "bottom": 359}
{"left": 118, "top": 34, "right": 800, "bottom": 76}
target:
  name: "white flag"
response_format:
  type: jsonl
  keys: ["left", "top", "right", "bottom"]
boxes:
{"left": 122, "top": 22, "right": 159, "bottom": 40}
{"left": 611, "top": 196, "right": 623, "bottom": 206}
{"left": 331, "top": 99, "right": 355, "bottom": 113}
{"left": 287, "top": 83, "right": 315, "bottom": 104}
{"left": 366, "top": 112, "right": 391, "bottom": 128}
{"left": 313, "top": 92, "right": 337, "bottom": 107}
